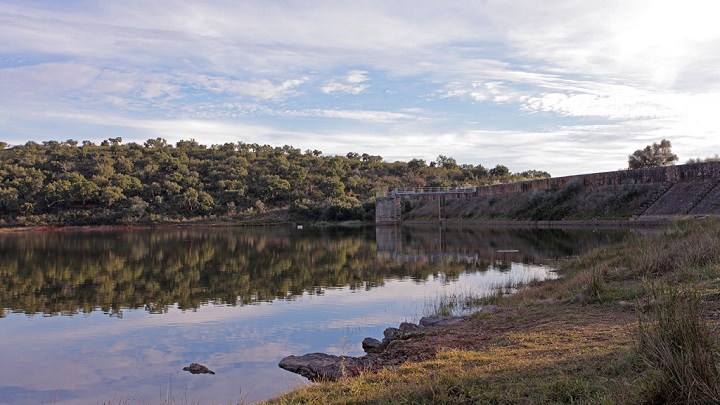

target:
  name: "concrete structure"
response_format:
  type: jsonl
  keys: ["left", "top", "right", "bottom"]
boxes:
{"left": 376, "top": 162, "right": 720, "bottom": 224}
{"left": 375, "top": 194, "right": 403, "bottom": 224}
{"left": 376, "top": 187, "right": 477, "bottom": 224}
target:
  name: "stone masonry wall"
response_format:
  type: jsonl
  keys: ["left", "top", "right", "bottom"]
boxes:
{"left": 376, "top": 196, "right": 401, "bottom": 224}
{"left": 474, "top": 162, "right": 720, "bottom": 197}
{"left": 377, "top": 162, "right": 720, "bottom": 223}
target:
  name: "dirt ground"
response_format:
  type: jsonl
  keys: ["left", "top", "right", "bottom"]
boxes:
{"left": 374, "top": 302, "right": 638, "bottom": 370}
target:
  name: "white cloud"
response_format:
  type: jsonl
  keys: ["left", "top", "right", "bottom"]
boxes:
{"left": 2, "top": 1, "right": 720, "bottom": 176}
{"left": 520, "top": 92, "right": 671, "bottom": 120}
{"left": 166, "top": 103, "right": 417, "bottom": 123}
{"left": 186, "top": 75, "right": 309, "bottom": 100}
{"left": 322, "top": 70, "right": 370, "bottom": 95}
{"left": 312, "top": 109, "right": 413, "bottom": 122}
{"left": 438, "top": 81, "right": 517, "bottom": 103}
{"left": 345, "top": 70, "right": 370, "bottom": 84}
{"left": 494, "top": 1, "right": 720, "bottom": 89}
{"left": 0, "top": 61, "right": 309, "bottom": 117}
{"left": 3, "top": 1, "right": 718, "bottom": 90}
{"left": 321, "top": 81, "right": 368, "bottom": 95}
{"left": 0, "top": 62, "right": 98, "bottom": 98}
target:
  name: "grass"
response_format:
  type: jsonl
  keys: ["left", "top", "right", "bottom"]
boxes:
{"left": 423, "top": 272, "right": 550, "bottom": 317}
{"left": 263, "top": 218, "right": 720, "bottom": 404}
{"left": 636, "top": 284, "right": 720, "bottom": 403}
{"left": 423, "top": 279, "right": 526, "bottom": 317}
{"left": 403, "top": 182, "right": 664, "bottom": 221}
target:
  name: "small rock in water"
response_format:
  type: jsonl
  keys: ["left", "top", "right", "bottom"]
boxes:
{"left": 183, "top": 363, "right": 215, "bottom": 375}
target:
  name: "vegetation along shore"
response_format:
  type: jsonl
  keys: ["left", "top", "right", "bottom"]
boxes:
{"left": 266, "top": 218, "right": 720, "bottom": 404}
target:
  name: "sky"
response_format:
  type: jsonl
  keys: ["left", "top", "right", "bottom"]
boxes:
{"left": 1, "top": 1, "right": 719, "bottom": 177}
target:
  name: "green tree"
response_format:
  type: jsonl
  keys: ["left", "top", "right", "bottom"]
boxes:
{"left": 144, "top": 138, "right": 169, "bottom": 149}
{"left": 42, "top": 179, "right": 73, "bottom": 208}
{"left": 473, "top": 165, "right": 489, "bottom": 179}
{"left": 489, "top": 164, "right": 510, "bottom": 177}
{"left": 518, "top": 170, "right": 551, "bottom": 180}
{"left": 182, "top": 188, "right": 200, "bottom": 212}
{"left": 628, "top": 139, "right": 678, "bottom": 169}
{"left": 258, "top": 174, "right": 291, "bottom": 204}
{"left": 66, "top": 173, "right": 100, "bottom": 206}
{"left": 435, "top": 155, "right": 458, "bottom": 170}
{"left": 0, "top": 187, "right": 19, "bottom": 212}
{"left": 163, "top": 181, "right": 182, "bottom": 197}
{"left": 361, "top": 153, "right": 383, "bottom": 163}
{"left": 181, "top": 188, "right": 214, "bottom": 213}
{"left": 100, "top": 186, "right": 126, "bottom": 207}
{"left": 407, "top": 158, "right": 426, "bottom": 173}
{"left": 319, "top": 176, "right": 345, "bottom": 200}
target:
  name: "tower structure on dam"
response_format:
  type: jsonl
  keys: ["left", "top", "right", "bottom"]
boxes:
{"left": 375, "top": 187, "right": 477, "bottom": 225}
{"left": 375, "top": 193, "right": 401, "bottom": 224}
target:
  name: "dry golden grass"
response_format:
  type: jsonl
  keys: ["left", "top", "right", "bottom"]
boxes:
{"left": 268, "top": 304, "right": 640, "bottom": 404}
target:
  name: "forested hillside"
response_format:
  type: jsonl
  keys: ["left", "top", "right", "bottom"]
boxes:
{"left": 0, "top": 138, "right": 550, "bottom": 226}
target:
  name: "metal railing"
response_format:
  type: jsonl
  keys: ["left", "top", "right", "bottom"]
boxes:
{"left": 376, "top": 186, "right": 476, "bottom": 198}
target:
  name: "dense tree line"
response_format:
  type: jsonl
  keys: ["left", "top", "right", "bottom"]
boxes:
{"left": 0, "top": 138, "right": 550, "bottom": 226}
{"left": 686, "top": 155, "right": 720, "bottom": 164}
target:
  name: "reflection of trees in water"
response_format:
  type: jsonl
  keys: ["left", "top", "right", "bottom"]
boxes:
{"left": 0, "top": 226, "right": 629, "bottom": 317}
{"left": 0, "top": 227, "right": 468, "bottom": 316}
{"left": 377, "top": 225, "right": 631, "bottom": 263}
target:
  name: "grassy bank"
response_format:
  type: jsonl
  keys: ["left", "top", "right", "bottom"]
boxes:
{"left": 265, "top": 218, "right": 720, "bottom": 404}
{"left": 403, "top": 182, "right": 665, "bottom": 221}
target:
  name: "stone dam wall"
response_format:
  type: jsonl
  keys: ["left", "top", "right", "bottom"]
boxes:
{"left": 376, "top": 162, "right": 720, "bottom": 224}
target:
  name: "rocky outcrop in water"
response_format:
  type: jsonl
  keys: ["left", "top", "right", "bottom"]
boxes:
{"left": 277, "top": 353, "right": 372, "bottom": 381}
{"left": 278, "top": 315, "right": 466, "bottom": 381}
{"left": 182, "top": 363, "right": 215, "bottom": 375}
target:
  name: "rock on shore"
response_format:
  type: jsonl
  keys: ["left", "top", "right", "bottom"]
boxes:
{"left": 278, "top": 315, "right": 466, "bottom": 381}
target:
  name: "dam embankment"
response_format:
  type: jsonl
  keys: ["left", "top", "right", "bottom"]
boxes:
{"left": 376, "top": 162, "right": 720, "bottom": 225}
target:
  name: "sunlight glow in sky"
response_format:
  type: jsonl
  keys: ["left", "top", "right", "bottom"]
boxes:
{"left": 1, "top": 1, "right": 719, "bottom": 176}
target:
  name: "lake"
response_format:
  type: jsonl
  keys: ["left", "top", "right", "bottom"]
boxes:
{"left": 0, "top": 225, "right": 630, "bottom": 404}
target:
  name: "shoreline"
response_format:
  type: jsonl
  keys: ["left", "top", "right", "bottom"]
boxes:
{"left": 267, "top": 218, "right": 720, "bottom": 404}
{"left": 0, "top": 220, "right": 296, "bottom": 233}
{"left": 0, "top": 216, "right": 688, "bottom": 234}
{"left": 394, "top": 218, "right": 674, "bottom": 228}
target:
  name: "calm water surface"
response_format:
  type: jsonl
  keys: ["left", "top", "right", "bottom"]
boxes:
{"left": 0, "top": 225, "right": 630, "bottom": 404}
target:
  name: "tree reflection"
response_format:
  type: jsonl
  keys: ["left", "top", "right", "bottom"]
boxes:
{"left": 0, "top": 226, "right": 629, "bottom": 317}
